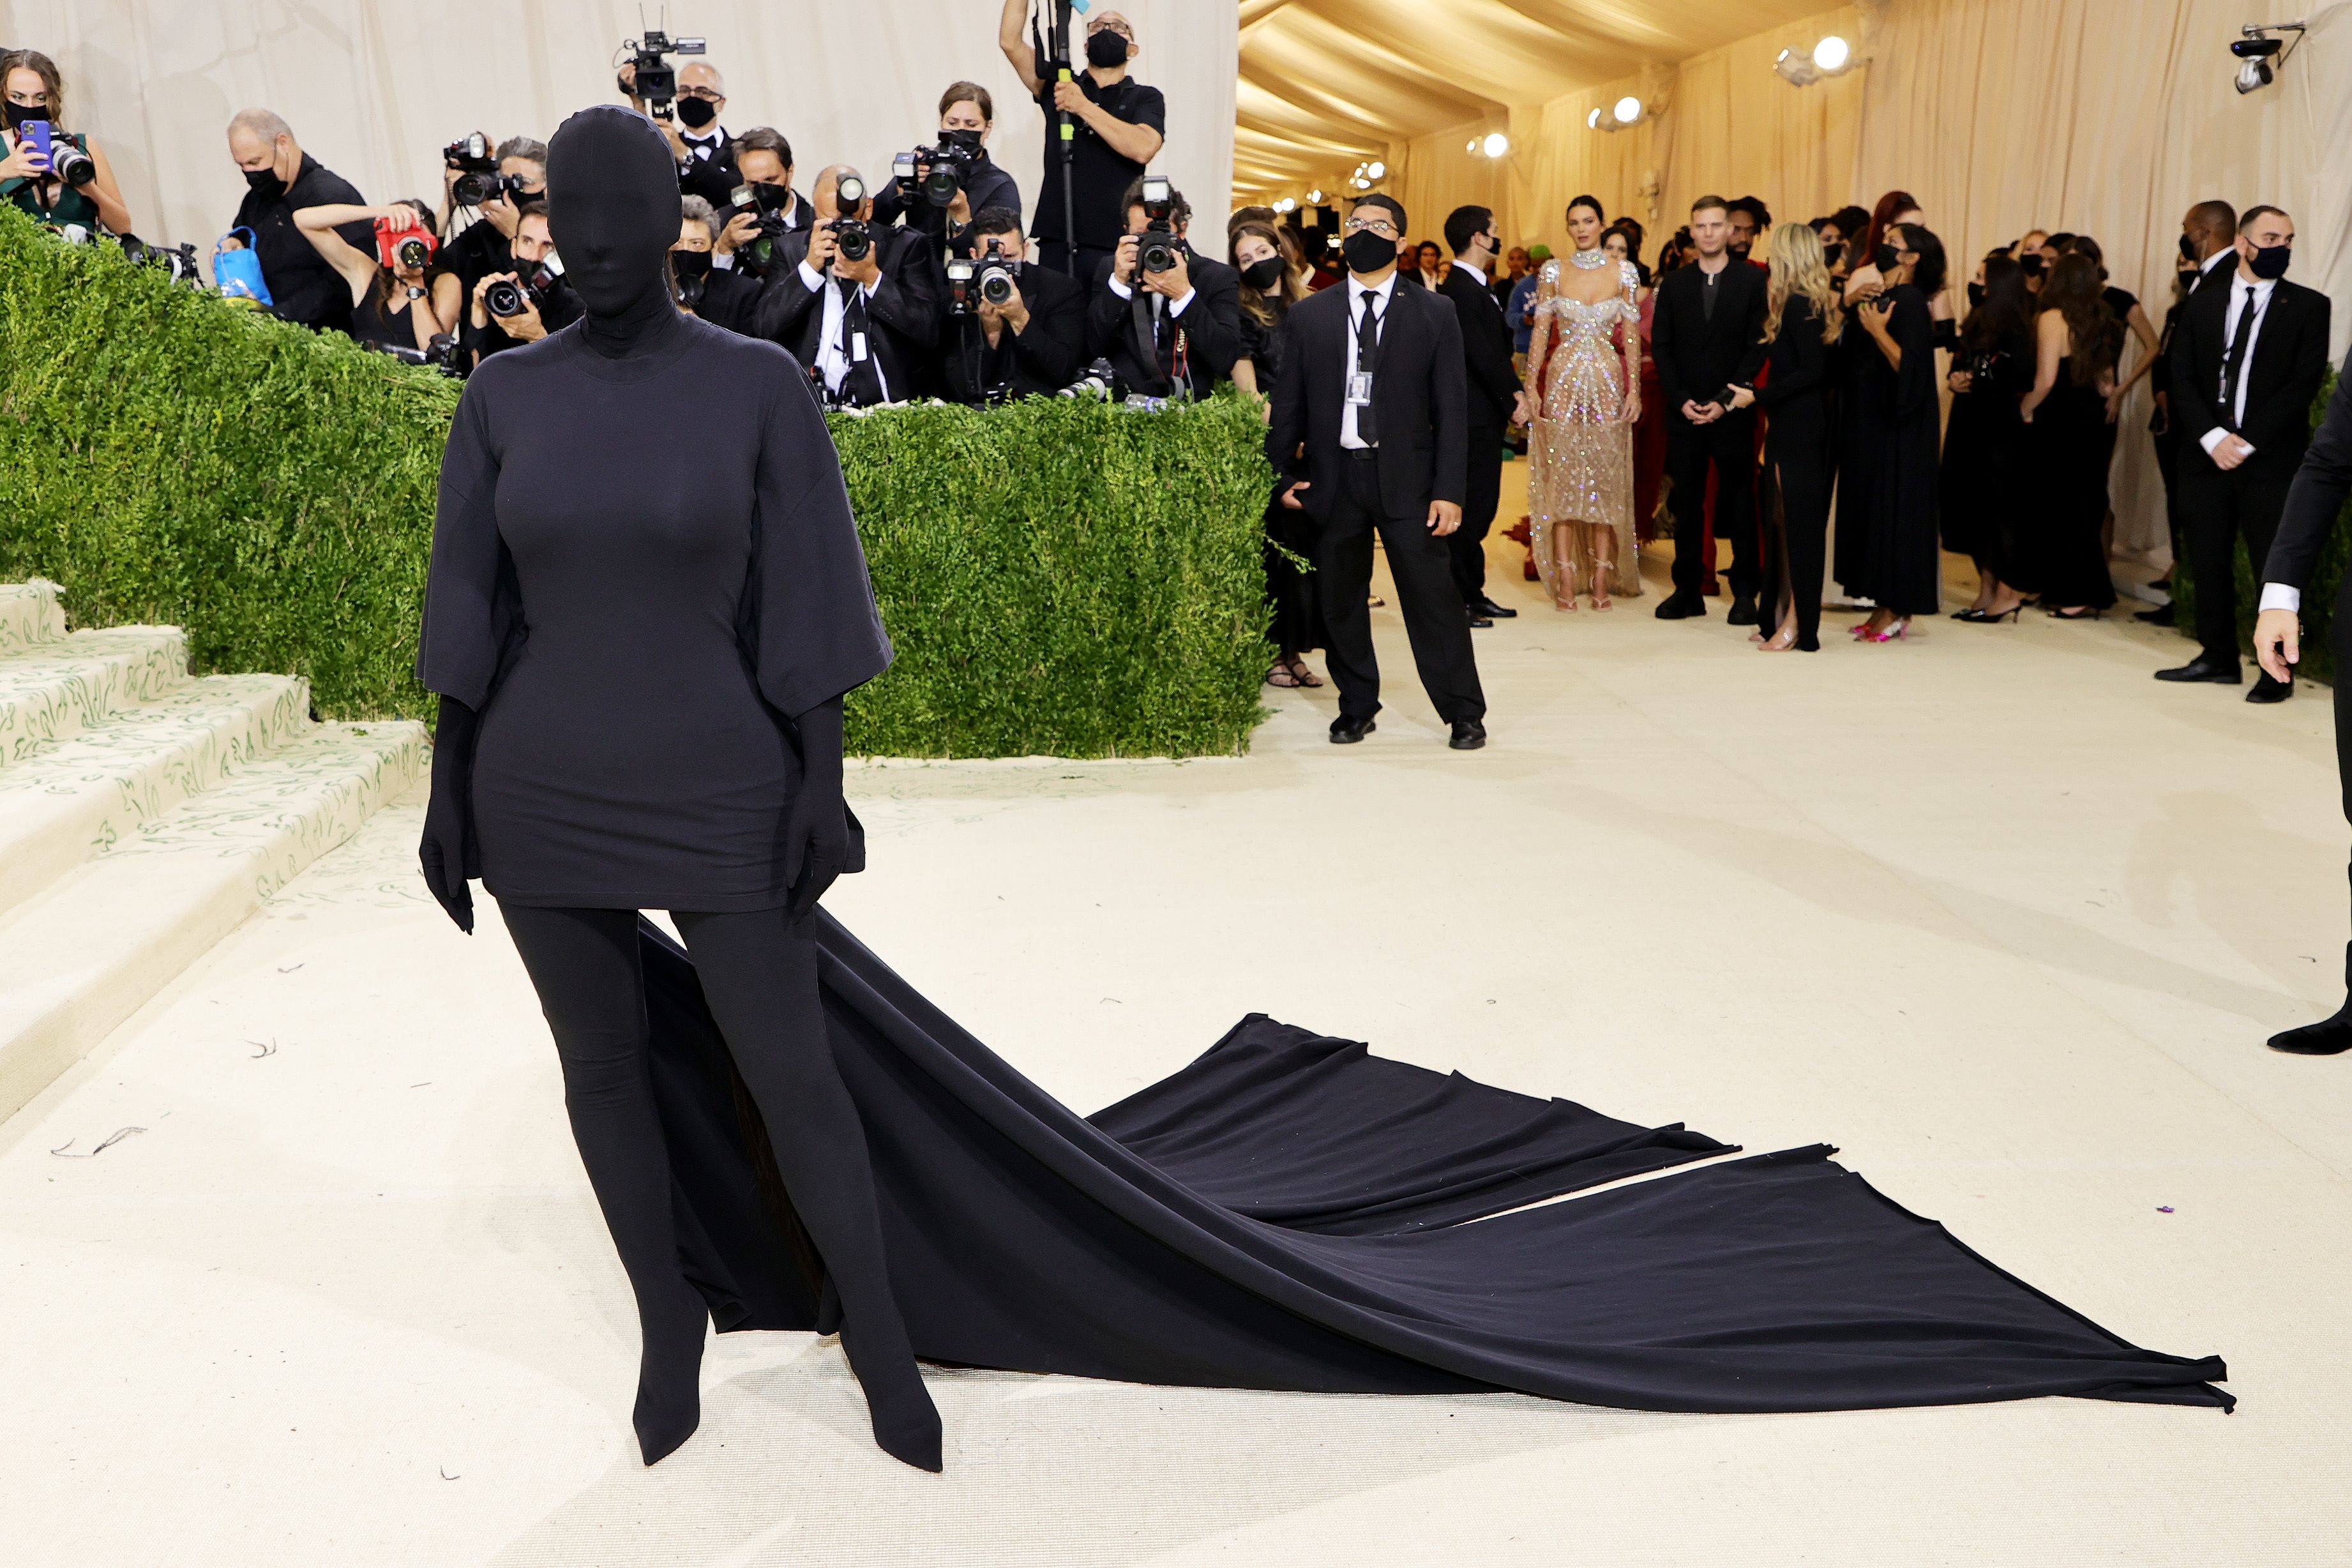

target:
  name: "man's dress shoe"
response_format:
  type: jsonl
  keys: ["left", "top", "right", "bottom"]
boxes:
{"left": 1654, "top": 594, "right": 1705, "bottom": 621}
{"left": 1472, "top": 595, "right": 1519, "bottom": 619}
{"left": 1448, "top": 719, "right": 1487, "bottom": 750}
{"left": 2153, "top": 656, "right": 2242, "bottom": 684}
{"left": 1330, "top": 715, "right": 1376, "bottom": 744}
{"left": 2246, "top": 672, "right": 2293, "bottom": 703}
{"left": 1726, "top": 594, "right": 1760, "bottom": 626}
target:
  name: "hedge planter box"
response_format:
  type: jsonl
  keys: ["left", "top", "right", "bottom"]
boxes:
{"left": 0, "top": 210, "right": 1274, "bottom": 757}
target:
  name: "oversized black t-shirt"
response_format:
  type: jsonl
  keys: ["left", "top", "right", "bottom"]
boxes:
{"left": 416, "top": 314, "right": 893, "bottom": 910}
{"left": 1028, "top": 73, "right": 1165, "bottom": 249}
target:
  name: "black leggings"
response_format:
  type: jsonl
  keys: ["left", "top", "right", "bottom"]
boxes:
{"left": 497, "top": 901, "right": 935, "bottom": 1459}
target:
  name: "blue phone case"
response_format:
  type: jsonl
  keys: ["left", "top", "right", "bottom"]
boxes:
{"left": 20, "top": 119, "right": 53, "bottom": 167}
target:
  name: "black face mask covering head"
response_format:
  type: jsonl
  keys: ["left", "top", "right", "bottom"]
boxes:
{"left": 546, "top": 106, "right": 683, "bottom": 359}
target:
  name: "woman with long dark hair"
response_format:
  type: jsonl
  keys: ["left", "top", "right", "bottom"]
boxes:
{"left": 1527, "top": 193, "right": 1643, "bottom": 608}
{"left": 1846, "top": 222, "right": 1946, "bottom": 640}
{"left": 1832, "top": 191, "right": 1922, "bottom": 607}
{"left": 2019, "top": 251, "right": 2124, "bottom": 618}
{"left": 1230, "top": 218, "right": 1326, "bottom": 688}
{"left": 1753, "top": 223, "right": 1843, "bottom": 651}
{"left": 292, "top": 196, "right": 456, "bottom": 354}
{"left": 1942, "top": 255, "right": 2039, "bottom": 622}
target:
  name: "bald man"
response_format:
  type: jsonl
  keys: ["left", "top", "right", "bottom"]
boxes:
{"left": 225, "top": 107, "right": 370, "bottom": 334}
{"left": 999, "top": 0, "right": 1166, "bottom": 283}
{"left": 753, "top": 164, "right": 941, "bottom": 405}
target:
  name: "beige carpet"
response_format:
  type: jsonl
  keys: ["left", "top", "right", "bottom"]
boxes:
{"left": 4, "top": 522, "right": 2349, "bottom": 1567}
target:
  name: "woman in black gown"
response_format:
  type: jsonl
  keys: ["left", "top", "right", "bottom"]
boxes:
{"left": 2019, "top": 252, "right": 2124, "bottom": 618}
{"left": 1230, "top": 220, "right": 1326, "bottom": 688}
{"left": 1942, "top": 255, "right": 2038, "bottom": 622}
{"left": 1753, "top": 223, "right": 1841, "bottom": 652}
{"left": 1848, "top": 223, "right": 1947, "bottom": 640}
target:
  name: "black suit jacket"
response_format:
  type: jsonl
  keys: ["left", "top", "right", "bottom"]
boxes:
{"left": 939, "top": 261, "right": 1086, "bottom": 403}
{"left": 2171, "top": 272, "right": 2332, "bottom": 479}
{"left": 677, "top": 132, "right": 746, "bottom": 213}
{"left": 1267, "top": 275, "right": 1468, "bottom": 523}
{"left": 1085, "top": 245, "right": 1245, "bottom": 399}
{"left": 1436, "top": 266, "right": 1521, "bottom": 431}
{"left": 2261, "top": 349, "right": 2352, "bottom": 594}
{"left": 1652, "top": 260, "right": 1768, "bottom": 421}
{"left": 753, "top": 223, "right": 940, "bottom": 403}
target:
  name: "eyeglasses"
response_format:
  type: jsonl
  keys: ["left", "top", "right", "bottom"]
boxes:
{"left": 1343, "top": 216, "right": 1398, "bottom": 237}
{"left": 679, "top": 86, "right": 723, "bottom": 101}
{"left": 1090, "top": 20, "right": 1135, "bottom": 40}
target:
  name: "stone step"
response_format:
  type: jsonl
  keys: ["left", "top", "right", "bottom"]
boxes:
{"left": 0, "top": 719, "right": 426, "bottom": 1124}
{"left": 0, "top": 625, "right": 192, "bottom": 765}
{"left": 0, "top": 579, "right": 68, "bottom": 652}
{"left": 0, "top": 673, "right": 313, "bottom": 919}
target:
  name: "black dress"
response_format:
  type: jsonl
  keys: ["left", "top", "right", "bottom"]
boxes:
{"left": 351, "top": 289, "right": 430, "bottom": 352}
{"left": 1244, "top": 297, "right": 1328, "bottom": 661}
{"left": 1939, "top": 327, "right": 2035, "bottom": 585}
{"left": 2026, "top": 354, "right": 2120, "bottom": 608}
{"left": 417, "top": 314, "right": 892, "bottom": 908}
{"left": 1857, "top": 284, "right": 1943, "bottom": 615}
{"left": 1757, "top": 295, "right": 1834, "bottom": 649}
{"left": 1830, "top": 319, "right": 1878, "bottom": 598}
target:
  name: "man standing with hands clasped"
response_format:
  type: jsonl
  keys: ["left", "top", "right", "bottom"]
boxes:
{"left": 1269, "top": 192, "right": 1486, "bottom": 751}
{"left": 1650, "top": 195, "right": 1768, "bottom": 622}
{"left": 1437, "top": 203, "right": 1532, "bottom": 627}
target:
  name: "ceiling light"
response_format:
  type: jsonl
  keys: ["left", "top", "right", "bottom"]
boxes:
{"left": 1466, "top": 139, "right": 1479, "bottom": 154}
{"left": 1366, "top": 160, "right": 1386, "bottom": 180}
{"left": 1813, "top": 34, "right": 1851, "bottom": 73}
{"left": 1481, "top": 132, "right": 1509, "bottom": 158}
{"left": 1774, "top": 47, "right": 1816, "bottom": 86}
{"left": 1613, "top": 96, "right": 1642, "bottom": 125}
{"left": 1587, "top": 106, "right": 1602, "bottom": 129}
{"left": 1308, "top": 188, "right": 1323, "bottom": 204}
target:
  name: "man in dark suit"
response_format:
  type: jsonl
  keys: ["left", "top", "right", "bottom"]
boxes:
{"left": 938, "top": 207, "right": 1085, "bottom": 403}
{"left": 2155, "top": 204, "right": 2332, "bottom": 697}
{"left": 1085, "top": 179, "right": 1243, "bottom": 399}
{"left": 753, "top": 165, "right": 940, "bottom": 407}
{"left": 1269, "top": 193, "right": 1486, "bottom": 750}
{"left": 1437, "top": 204, "right": 1531, "bottom": 626}
{"left": 709, "top": 128, "right": 813, "bottom": 285}
{"left": 1650, "top": 195, "right": 1769, "bottom": 621}
{"left": 2254, "top": 354, "right": 2352, "bottom": 1053}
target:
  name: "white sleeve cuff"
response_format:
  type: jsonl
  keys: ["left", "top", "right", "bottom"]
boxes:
{"left": 1167, "top": 287, "right": 1198, "bottom": 317}
{"left": 2199, "top": 427, "right": 2228, "bottom": 455}
{"left": 1106, "top": 275, "right": 1135, "bottom": 301}
{"left": 2259, "top": 584, "right": 2302, "bottom": 614}
{"left": 797, "top": 260, "right": 826, "bottom": 292}
{"left": 712, "top": 252, "right": 735, "bottom": 271}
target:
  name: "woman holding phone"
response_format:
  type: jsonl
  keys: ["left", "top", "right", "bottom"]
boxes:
{"left": 0, "top": 49, "right": 133, "bottom": 235}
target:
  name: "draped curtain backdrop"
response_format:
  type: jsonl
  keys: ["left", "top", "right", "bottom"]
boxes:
{"left": 0, "top": 0, "right": 1237, "bottom": 265}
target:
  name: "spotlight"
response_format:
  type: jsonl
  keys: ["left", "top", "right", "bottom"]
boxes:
{"left": 1308, "top": 188, "right": 1323, "bottom": 204}
{"left": 1366, "top": 160, "right": 1386, "bottom": 180}
{"left": 1587, "top": 106, "right": 1603, "bottom": 129}
{"left": 2229, "top": 22, "right": 2305, "bottom": 94}
{"left": 1814, "top": 33, "right": 1851, "bottom": 73}
{"left": 1466, "top": 139, "right": 1480, "bottom": 154}
{"left": 2235, "top": 59, "right": 2273, "bottom": 93}
{"left": 1613, "top": 96, "right": 1643, "bottom": 125}
{"left": 1481, "top": 132, "right": 1509, "bottom": 158}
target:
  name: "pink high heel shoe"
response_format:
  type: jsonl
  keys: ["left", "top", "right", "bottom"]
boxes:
{"left": 1869, "top": 617, "right": 1911, "bottom": 644}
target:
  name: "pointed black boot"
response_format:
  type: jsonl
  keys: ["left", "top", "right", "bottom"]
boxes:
{"left": 2270, "top": 944, "right": 2352, "bottom": 1055}
{"left": 838, "top": 1316, "right": 943, "bottom": 1472}
{"left": 633, "top": 1279, "right": 711, "bottom": 1465}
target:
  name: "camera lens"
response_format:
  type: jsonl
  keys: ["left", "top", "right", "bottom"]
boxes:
{"left": 397, "top": 237, "right": 431, "bottom": 270}
{"left": 979, "top": 266, "right": 1014, "bottom": 306}
{"left": 485, "top": 278, "right": 524, "bottom": 317}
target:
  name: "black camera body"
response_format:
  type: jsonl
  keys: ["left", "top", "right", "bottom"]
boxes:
{"left": 120, "top": 235, "right": 203, "bottom": 287}
{"left": 727, "top": 181, "right": 795, "bottom": 275}
{"left": 444, "top": 133, "right": 500, "bottom": 206}
{"left": 485, "top": 257, "right": 562, "bottom": 320}
{"left": 976, "top": 241, "right": 1017, "bottom": 308}
{"left": 894, "top": 133, "right": 983, "bottom": 210}
{"left": 49, "top": 139, "right": 94, "bottom": 188}
{"left": 833, "top": 174, "right": 874, "bottom": 264}
{"left": 1060, "top": 358, "right": 1129, "bottom": 401}
{"left": 368, "top": 333, "right": 465, "bottom": 378}
{"left": 1136, "top": 174, "right": 1179, "bottom": 274}
{"left": 621, "top": 29, "right": 707, "bottom": 121}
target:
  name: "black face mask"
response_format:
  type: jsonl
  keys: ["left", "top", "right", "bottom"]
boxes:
{"left": 670, "top": 247, "right": 714, "bottom": 281}
{"left": 1822, "top": 240, "right": 1844, "bottom": 267}
{"left": 2248, "top": 243, "right": 2292, "bottom": 281}
{"left": 2175, "top": 265, "right": 2199, "bottom": 296}
{"left": 749, "top": 181, "right": 792, "bottom": 215}
{"left": 1241, "top": 256, "right": 1285, "bottom": 291}
{"left": 1086, "top": 29, "right": 1131, "bottom": 67}
{"left": 1342, "top": 228, "right": 1398, "bottom": 276}
{"left": 1966, "top": 281, "right": 1986, "bottom": 309}
{"left": 1874, "top": 241, "right": 1899, "bottom": 274}
{"left": 675, "top": 96, "right": 718, "bottom": 131}
{"left": 2178, "top": 233, "right": 2199, "bottom": 262}
{"left": 243, "top": 165, "right": 285, "bottom": 199}
{"left": 3, "top": 100, "right": 45, "bottom": 130}
{"left": 2019, "top": 252, "right": 2045, "bottom": 278}
{"left": 939, "top": 127, "right": 983, "bottom": 151}
{"left": 547, "top": 105, "right": 685, "bottom": 358}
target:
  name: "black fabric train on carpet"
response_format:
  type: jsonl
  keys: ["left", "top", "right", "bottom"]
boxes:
{"left": 639, "top": 912, "right": 2231, "bottom": 1414}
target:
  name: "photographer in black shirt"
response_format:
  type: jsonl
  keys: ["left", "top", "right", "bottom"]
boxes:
{"left": 225, "top": 107, "right": 371, "bottom": 334}
{"left": 675, "top": 195, "right": 761, "bottom": 336}
{"left": 998, "top": 0, "right": 1165, "bottom": 284}
{"left": 427, "top": 135, "right": 546, "bottom": 338}
{"left": 939, "top": 206, "right": 1084, "bottom": 405}
{"left": 755, "top": 164, "right": 941, "bottom": 407}
{"left": 711, "top": 127, "right": 811, "bottom": 283}
{"left": 875, "top": 82, "right": 1023, "bottom": 262}
{"left": 1085, "top": 177, "right": 1241, "bottom": 400}
{"left": 465, "top": 204, "right": 577, "bottom": 367}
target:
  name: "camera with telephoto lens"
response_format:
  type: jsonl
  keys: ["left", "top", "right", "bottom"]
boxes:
{"left": 893, "top": 130, "right": 983, "bottom": 210}
{"left": 485, "top": 255, "right": 562, "bottom": 319}
{"left": 1136, "top": 174, "right": 1179, "bottom": 274}
{"left": 366, "top": 333, "right": 465, "bottom": 378}
{"left": 1059, "top": 358, "right": 1129, "bottom": 401}
{"left": 119, "top": 235, "right": 203, "bottom": 287}
{"left": 443, "top": 133, "right": 504, "bottom": 207}
{"left": 832, "top": 174, "right": 873, "bottom": 263}
{"left": 727, "top": 180, "right": 795, "bottom": 274}
{"left": 46, "top": 135, "right": 94, "bottom": 188}
{"left": 976, "top": 240, "right": 1016, "bottom": 307}
{"left": 617, "top": 29, "right": 706, "bottom": 121}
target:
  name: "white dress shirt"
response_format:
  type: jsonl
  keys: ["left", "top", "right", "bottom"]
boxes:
{"left": 798, "top": 260, "right": 887, "bottom": 400}
{"left": 1341, "top": 270, "right": 1398, "bottom": 449}
{"left": 2202, "top": 271, "right": 2277, "bottom": 457}
{"left": 679, "top": 127, "right": 730, "bottom": 163}
{"left": 1451, "top": 257, "right": 1487, "bottom": 289}
{"left": 1104, "top": 266, "right": 1197, "bottom": 321}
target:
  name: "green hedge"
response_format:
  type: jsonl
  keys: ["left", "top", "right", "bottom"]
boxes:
{"left": 0, "top": 207, "right": 1272, "bottom": 756}
{"left": 2170, "top": 368, "right": 2348, "bottom": 682}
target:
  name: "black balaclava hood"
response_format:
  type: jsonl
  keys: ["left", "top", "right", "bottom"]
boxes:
{"left": 547, "top": 105, "right": 682, "bottom": 359}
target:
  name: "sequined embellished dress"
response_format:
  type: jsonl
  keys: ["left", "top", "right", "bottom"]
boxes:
{"left": 1527, "top": 256, "right": 1641, "bottom": 599}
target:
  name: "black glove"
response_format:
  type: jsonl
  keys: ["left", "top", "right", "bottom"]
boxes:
{"left": 419, "top": 695, "right": 479, "bottom": 934}
{"left": 784, "top": 697, "right": 850, "bottom": 922}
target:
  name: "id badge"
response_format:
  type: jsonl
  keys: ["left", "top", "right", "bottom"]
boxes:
{"left": 1346, "top": 371, "right": 1373, "bottom": 405}
{"left": 852, "top": 332, "right": 870, "bottom": 363}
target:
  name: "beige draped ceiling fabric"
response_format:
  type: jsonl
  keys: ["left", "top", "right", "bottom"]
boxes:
{"left": 0, "top": 1, "right": 1238, "bottom": 261}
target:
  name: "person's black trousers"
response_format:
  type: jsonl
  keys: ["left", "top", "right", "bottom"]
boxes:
{"left": 1761, "top": 441, "right": 1832, "bottom": 650}
{"left": 497, "top": 900, "right": 939, "bottom": 1463}
{"left": 2152, "top": 419, "right": 2183, "bottom": 584}
{"left": 2180, "top": 458, "right": 2296, "bottom": 668}
{"left": 1449, "top": 419, "right": 1504, "bottom": 607}
{"left": 1316, "top": 452, "right": 1486, "bottom": 725}
{"left": 1664, "top": 412, "right": 1761, "bottom": 601}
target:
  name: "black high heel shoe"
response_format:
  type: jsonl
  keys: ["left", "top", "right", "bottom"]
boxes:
{"left": 633, "top": 1280, "right": 711, "bottom": 1465}
{"left": 1957, "top": 604, "right": 2024, "bottom": 623}
{"left": 2046, "top": 605, "right": 2102, "bottom": 621}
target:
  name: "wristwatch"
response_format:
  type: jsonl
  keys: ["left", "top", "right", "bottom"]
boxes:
{"left": 405, "top": 284, "right": 426, "bottom": 301}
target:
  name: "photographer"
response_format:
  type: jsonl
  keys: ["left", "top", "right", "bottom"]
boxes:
{"left": 225, "top": 107, "right": 372, "bottom": 334}
{"left": 466, "top": 205, "right": 576, "bottom": 368}
{"left": 999, "top": 1, "right": 1165, "bottom": 283}
{"left": 674, "top": 195, "right": 760, "bottom": 336}
{"left": 621, "top": 55, "right": 741, "bottom": 210}
{"left": 875, "top": 82, "right": 1022, "bottom": 260}
{"left": 710, "top": 127, "right": 808, "bottom": 281}
{"left": 1085, "top": 177, "right": 1241, "bottom": 400}
{"left": 753, "top": 164, "right": 940, "bottom": 406}
{"left": 292, "top": 196, "right": 453, "bottom": 354}
{"left": 938, "top": 206, "right": 1083, "bottom": 405}
{"left": 428, "top": 135, "right": 547, "bottom": 336}
{"left": 2, "top": 49, "right": 134, "bottom": 236}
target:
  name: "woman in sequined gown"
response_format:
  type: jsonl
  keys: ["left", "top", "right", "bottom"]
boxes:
{"left": 1527, "top": 196, "right": 1644, "bottom": 608}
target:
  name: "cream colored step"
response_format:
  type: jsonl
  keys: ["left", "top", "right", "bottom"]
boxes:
{"left": 0, "top": 625, "right": 191, "bottom": 764}
{"left": 0, "top": 719, "right": 426, "bottom": 1124}
{"left": 0, "top": 580, "right": 68, "bottom": 652}
{"left": 0, "top": 674, "right": 312, "bottom": 919}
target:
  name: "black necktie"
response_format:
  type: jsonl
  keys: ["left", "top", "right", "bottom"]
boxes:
{"left": 840, "top": 277, "right": 885, "bottom": 405}
{"left": 1355, "top": 292, "right": 1381, "bottom": 445}
{"left": 2220, "top": 285, "right": 2256, "bottom": 430}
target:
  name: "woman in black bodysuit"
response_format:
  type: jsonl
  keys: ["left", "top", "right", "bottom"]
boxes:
{"left": 414, "top": 106, "right": 940, "bottom": 1472}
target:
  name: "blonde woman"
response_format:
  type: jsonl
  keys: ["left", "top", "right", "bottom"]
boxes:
{"left": 1525, "top": 194, "right": 1642, "bottom": 608}
{"left": 1752, "top": 224, "right": 1843, "bottom": 651}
